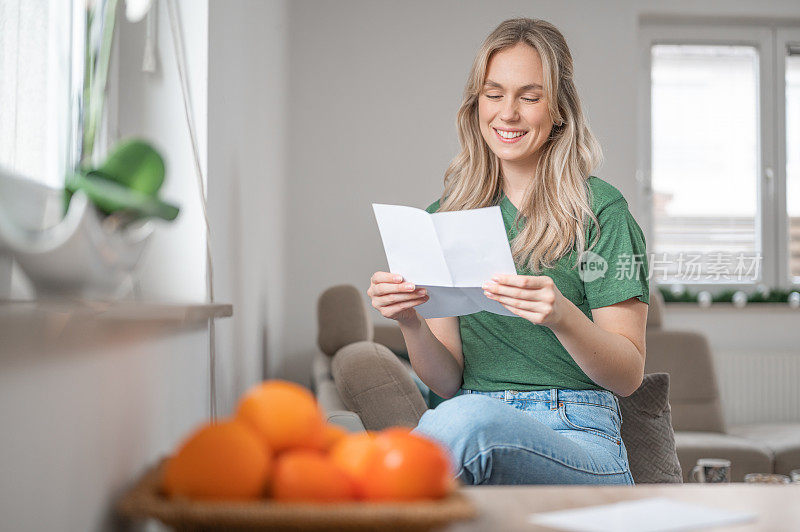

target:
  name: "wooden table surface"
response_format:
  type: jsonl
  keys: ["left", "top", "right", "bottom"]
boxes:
{"left": 446, "top": 484, "right": 800, "bottom": 531}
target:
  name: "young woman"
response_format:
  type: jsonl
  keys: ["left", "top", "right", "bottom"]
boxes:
{"left": 366, "top": 18, "right": 649, "bottom": 485}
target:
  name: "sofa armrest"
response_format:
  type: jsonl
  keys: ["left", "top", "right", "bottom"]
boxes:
{"left": 311, "top": 352, "right": 333, "bottom": 394}
{"left": 332, "top": 341, "right": 427, "bottom": 430}
{"left": 316, "top": 379, "right": 349, "bottom": 414}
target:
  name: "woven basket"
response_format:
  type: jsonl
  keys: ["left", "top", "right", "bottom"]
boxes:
{"left": 116, "top": 458, "right": 478, "bottom": 531}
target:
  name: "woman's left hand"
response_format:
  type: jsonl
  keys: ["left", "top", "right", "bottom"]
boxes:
{"left": 481, "top": 273, "right": 566, "bottom": 328}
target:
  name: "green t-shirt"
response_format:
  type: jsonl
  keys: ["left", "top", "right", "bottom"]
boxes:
{"left": 424, "top": 175, "right": 650, "bottom": 392}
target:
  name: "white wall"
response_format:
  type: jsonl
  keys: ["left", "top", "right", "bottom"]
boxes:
{"left": 0, "top": 330, "right": 210, "bottom": 532}
{"left": 278, "top": 0, "right": 800, "bottom": 386}
{"left": 116, "top": 0, "right": 209, "bottom": 303}
{"left": 207, "top": 0, "right": 289, "bottom": 414}
{"left": 118, "top": 0, "right": 290, "bottom": 415}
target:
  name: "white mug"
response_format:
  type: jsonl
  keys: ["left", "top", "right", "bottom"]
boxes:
{"left": 690, "top": 458, "right": 731, "bottom": 483}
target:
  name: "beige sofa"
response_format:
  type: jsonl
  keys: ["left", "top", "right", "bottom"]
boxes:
{"left": 645, "top": 290, "right": 800, "bottom": 481}
{"left": 313, "top": 284, "right": 426, "bottom": 433}
{"left": 313, "top": 284, "right": 800, "bottom": 482}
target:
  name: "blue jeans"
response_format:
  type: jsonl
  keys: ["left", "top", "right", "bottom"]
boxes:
{"left": 412, "top": 388, "right": 635, "bottom": 485}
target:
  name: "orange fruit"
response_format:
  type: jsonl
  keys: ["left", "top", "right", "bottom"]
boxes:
{"left": 272, "top": 450, "right": 358, "bottom": 502}
{"left": 329, "top": 432, "right": 377, "bottom": 485}
{"left": 322, "top": 424, "right": 348, "bottom": 451}
{"left": 235, "top": 380, "right": 326, "bottom": 453}
{"left": 162, "top": 419, "right": 272, "bottom": 500}
{"left": 360, "top": 427, "right": 454, "bottom": 501}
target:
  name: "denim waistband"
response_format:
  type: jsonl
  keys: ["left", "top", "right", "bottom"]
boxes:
{"left": 461, "top": 388, "right": 620, "bottom": 413}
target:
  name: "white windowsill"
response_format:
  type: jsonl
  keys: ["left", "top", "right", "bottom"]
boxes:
{"left": 0, "top": 299, "right": 232, "bottom": 357}
{"left": 664, "top": 301, "right": 799, "bottom": 312}
{"left": 0, "top": 299, "right": 232, "bottom": 322}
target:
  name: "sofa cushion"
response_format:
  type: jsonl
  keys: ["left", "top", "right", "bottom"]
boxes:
{"left": 317, "top": 284, "right": 373, "bottom": 356}
{"left": 646, "top": 288, "right": 664, "bottom": 329}
{"left": 674, "top": 431, "right": 773, "bottom": 482}
{"left": 373, "top": 324, "right": 409, "bottom": 358}
{"left": 644, "top": 329, "right": 726, "bottom": 433}
{"left": 331, "top": 341, "right": 427, "bottom": 430}
{"left": 728, "top": 423, "right": 800, "bottom": 476}
{"left": 617, "top": 373, "right": 683, "bottom": 483}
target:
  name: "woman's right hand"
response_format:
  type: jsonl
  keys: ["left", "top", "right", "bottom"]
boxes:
{"left": 367, "top": 271, "right": 429, "bottom": 324}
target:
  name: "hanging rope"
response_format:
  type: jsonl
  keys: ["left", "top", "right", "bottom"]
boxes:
{"left": 165, "top": 0, "right": 217, "bottom": 421}
{"left": 141, "top": 4, "right": 157, "bottom": 73}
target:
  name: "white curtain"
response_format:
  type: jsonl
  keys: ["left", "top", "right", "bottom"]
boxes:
{"left": 0, "top": 0, "right": 71, "bottom": 186}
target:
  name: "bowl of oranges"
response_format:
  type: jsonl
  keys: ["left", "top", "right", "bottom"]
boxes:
{"left": 116, "top": 380, "right": 477, "bottom": 531}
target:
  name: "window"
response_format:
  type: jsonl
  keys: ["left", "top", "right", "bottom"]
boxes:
{"left": 640, "top": 22, "right": 800, "bottom": 292}
{"left": 0, "top": 0, "right": 73, "bottom": 187}
{"left": 784, "top": 37, "right": 800, "bottom": 281}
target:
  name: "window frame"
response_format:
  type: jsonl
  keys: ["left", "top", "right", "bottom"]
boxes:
{"left": 776, "top": 27, "right": 800, "bottom": 288}
{"left": 637, "top": 20, "right": 800, "bottom": 294}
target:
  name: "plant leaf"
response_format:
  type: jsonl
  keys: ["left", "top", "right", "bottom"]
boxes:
{"left": 67, "top": 171, "right": 179, "bottom": 221}
{"left": 94, "top": 138, "right": 166, "bottom": 195}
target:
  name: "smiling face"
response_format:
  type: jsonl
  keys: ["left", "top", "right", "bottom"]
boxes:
{"left": 478, "top": 42, "right": 553, "bottom": 173}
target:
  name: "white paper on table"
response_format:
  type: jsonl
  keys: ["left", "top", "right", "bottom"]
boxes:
{"left": 371, "top": 203, "right": 519, "bottom": 318}
{"left": 527, "top": 497, "right": 757, "bottom": 532}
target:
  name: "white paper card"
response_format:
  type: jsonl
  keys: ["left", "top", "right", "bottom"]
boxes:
{"left": 527, "top": 497, "right": 757, "bottom": 532}
{"left": 372, "top": 203, "right": 518, "bottom": 318}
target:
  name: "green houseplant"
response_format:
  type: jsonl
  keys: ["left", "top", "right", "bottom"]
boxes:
{"left": 67, "top": 0, "right": 178, "bottom": 226}
{"left": 0, "top": 0, "right": 178, "bottom": 297}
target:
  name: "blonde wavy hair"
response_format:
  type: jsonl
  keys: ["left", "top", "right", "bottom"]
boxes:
{"left": 435, "top": 18, "right": 603, "bottom": 273}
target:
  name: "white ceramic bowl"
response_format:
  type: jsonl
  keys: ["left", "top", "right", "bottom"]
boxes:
{"left": 0, "top": 166, "right": 154, "bottom": 298}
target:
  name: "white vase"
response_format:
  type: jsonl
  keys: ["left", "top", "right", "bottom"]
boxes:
{"left": 0, "top": 167, "right": 153, "bottom": 298}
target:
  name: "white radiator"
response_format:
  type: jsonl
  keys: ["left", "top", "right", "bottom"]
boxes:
{"left": 713, "top": 350, "right": 800, "bottom": 426}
